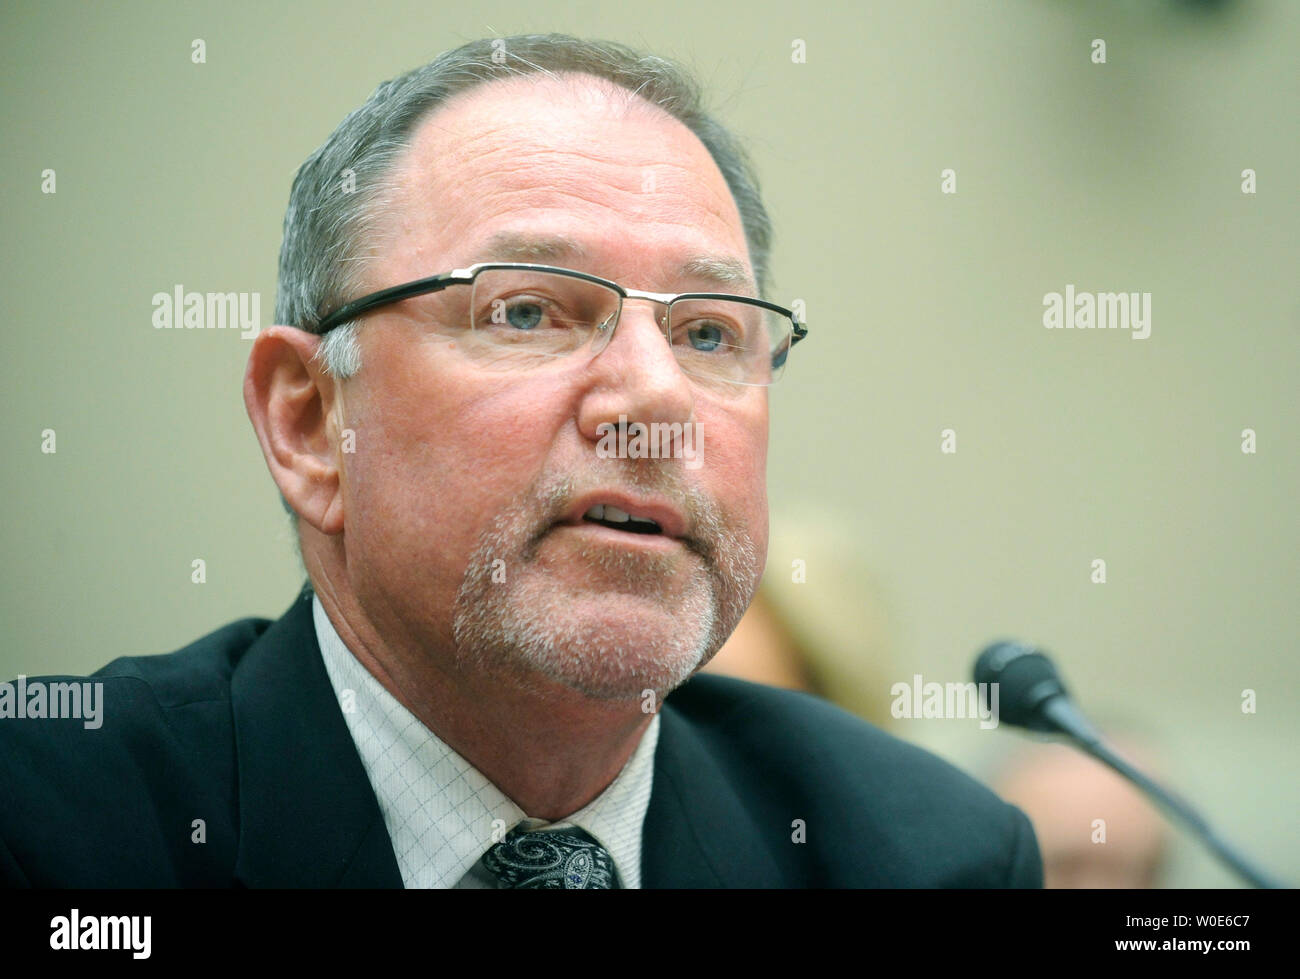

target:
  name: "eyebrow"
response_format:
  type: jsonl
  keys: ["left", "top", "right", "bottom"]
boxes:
{"left": 469, "top": 231, "right": 757, "bottom": 295}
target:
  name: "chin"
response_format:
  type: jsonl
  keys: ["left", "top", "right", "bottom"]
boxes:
{"left": 555, "top": 619, "right": 709, "bottom": 700}
{"left": 453, "top": 586, "right": 719, "bottom": 703}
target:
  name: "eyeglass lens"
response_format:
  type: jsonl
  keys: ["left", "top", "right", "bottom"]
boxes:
{"left": 462, "top": 267, "right": 789, "bottom": 385}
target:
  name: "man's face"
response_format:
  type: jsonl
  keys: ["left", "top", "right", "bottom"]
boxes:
{"left": 331, "top": 73, "right": 769, "bottom": 702}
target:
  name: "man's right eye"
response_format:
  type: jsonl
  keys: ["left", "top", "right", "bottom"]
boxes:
{"left": 486, "top": 297, "right": 549, "bottom": 330}
{"left": 501, "top": 299, "right": 544, "bottom": 330}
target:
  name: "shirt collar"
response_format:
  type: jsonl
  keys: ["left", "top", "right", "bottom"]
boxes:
{"left": 311, "top": 593, "right": 658, "bottom": 888}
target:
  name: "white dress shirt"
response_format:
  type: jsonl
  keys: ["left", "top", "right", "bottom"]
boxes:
{"left": 312, "top": 595, "right": 659, "bottom": 888}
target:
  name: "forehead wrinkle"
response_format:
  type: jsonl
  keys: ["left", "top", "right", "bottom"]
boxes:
{"left": 390, "top": 69, "right": 737, "bottom": 198}
{"left": 415, "top": 115, "right": 655, "bottom": 195}
{"left": 375, "top": 88, "right": 751, "bottom": 288}
{"left": 474, "top": 180, "right": 722, "bottom": 229}
{"left": 443, "top": 145, "right": 731, "bottom": 219}
{"left": 389, "top": 153, "right": 729, "bottom": 255}
{"left": 376, "top": 179, "right": 753, "bottom": 295}
{"left": 411, "top": 99, "right": 740, "bottom": 216}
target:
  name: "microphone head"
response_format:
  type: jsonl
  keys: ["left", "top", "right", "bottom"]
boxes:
{"left": 974, "top": 640, "right": 1070, "bottom": 731}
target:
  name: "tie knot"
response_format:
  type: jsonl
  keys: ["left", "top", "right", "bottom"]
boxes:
{"left": 482, "top": 825, "right": 620, "bottom": 889}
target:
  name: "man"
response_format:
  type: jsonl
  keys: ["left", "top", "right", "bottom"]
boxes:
{"left": 0, "top": 34, "right": 1041, "bottom": 887}
{"left": 994, "top": 740, "right": 1170, "bottom": 888}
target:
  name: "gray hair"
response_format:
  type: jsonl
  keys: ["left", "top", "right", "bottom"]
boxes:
{"left": 272, "top": 33, "right": 774, "bottom": 528}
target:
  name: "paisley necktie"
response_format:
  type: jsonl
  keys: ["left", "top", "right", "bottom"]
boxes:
{"left": 482, "top": 825, "right": 620, "bottom": 889}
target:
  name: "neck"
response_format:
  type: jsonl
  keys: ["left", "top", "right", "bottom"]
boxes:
{"left": 308, "top": 566, "right": 654, "bottom": 820}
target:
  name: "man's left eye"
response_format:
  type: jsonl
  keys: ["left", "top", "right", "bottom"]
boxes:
{"left": 687, "top": 323, "right": 725, "bottom": 351}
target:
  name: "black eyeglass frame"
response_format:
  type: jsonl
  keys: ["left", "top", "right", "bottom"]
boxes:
{"left": 312, "top": 261, "right": 809, "bottom": 374}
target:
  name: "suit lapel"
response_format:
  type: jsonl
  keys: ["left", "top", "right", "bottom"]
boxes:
{"left": 231, "top": 586, "right": 403, "bottom": 888}
{"left": 641, "top": 695, "right": 786, "bottom": 887}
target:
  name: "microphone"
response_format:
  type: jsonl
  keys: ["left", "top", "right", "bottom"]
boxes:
{"left": 975, "top": 639, "right": 1282, "bottom": 889}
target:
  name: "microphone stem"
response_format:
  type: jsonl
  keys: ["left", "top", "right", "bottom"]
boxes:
{"left": 1041, "top": 699, "right": 1282, "bottom": 889}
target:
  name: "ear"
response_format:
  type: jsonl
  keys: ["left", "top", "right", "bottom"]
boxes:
{"left": 243, "top": 326, "right": 345, "bottom": 535}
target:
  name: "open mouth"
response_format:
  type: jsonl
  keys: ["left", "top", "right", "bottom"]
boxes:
{"left": 581, "top": 503, "right": 663, "bottom": 536}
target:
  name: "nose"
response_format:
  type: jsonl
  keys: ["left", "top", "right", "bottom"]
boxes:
{"left": 575, "top": 296, "right": 697, "bottom": 447}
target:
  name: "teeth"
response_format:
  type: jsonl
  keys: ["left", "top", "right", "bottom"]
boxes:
{"left": 581, "top": 503, "right": 662, "bottom": 531}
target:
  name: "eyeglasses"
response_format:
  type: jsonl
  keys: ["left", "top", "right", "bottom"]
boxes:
{"left": 312, "top": 262, "right": 808, "bottom": 387}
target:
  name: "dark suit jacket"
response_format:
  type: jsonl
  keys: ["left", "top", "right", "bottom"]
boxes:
{"left": 0, "top": 586, "right": 1042, "bottom": 887}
